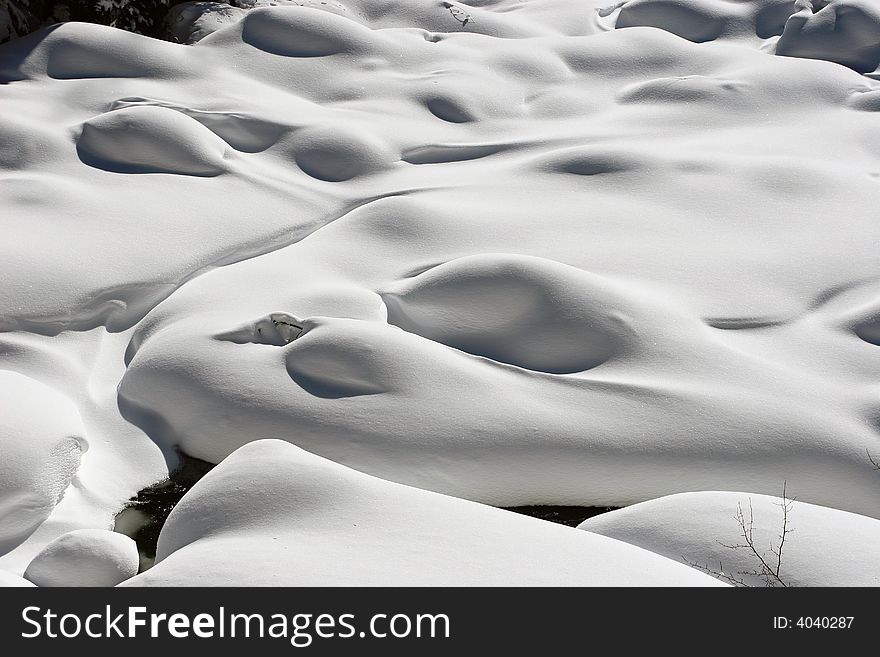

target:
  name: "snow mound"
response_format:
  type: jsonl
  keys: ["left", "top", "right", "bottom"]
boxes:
{"left": 283, "top": 320, "right": 395, "bottom": 398}
{"left": 117, "top": 185, "right": 880, "bottom": 514}
{"left": 285, "top": 124, "right": 396, "bottom": 181}
{"left": 776, "top": 1, "right": 880, "bottom": 73}
{"left": 600, "top": 0, "right": 800, "bottom": 41}
{"left": 604, "top": 0, "right": 880, "bottom": 74}
{"left": 125, "top": 440, "right": 722, "bottom": 586}
{"left": 109, "top": 97, "right": 290, "bottom": 154}
{"left": 200, "top": 0, "right": 576, "bottom": 40}
{"left": 615, "top": 0, "right": 730, "bottom": 42}
{"left": 168, "top": 2, "right": 250, "bottom": 45}
{"left": 580, "top": 491, "right": 880, "bottom": 586}
{"left": 381, "top": 254, "right": 627, "bottom": 373}
{"left": 240, "top": 6, "right": 377, "bottom": 57}
{"left": 10, "top": 22, "right": 189, "bottom": 80}
{"left": 77, "top": 106, "right": 228, "bottom": 176}
{"left": 24, "top": 529, "right": 139, "bottom": 587}
{"left": 0, "top": 371, "right": 86, "bottom": 554}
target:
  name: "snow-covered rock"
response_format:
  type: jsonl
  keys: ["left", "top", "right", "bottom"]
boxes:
{"left": 78, "top": 105, "right": 229, "bottom": 176}
{"left": 167, "top": 2, "right": 250, "bottom": 44}
{"left": 24, "top": 529, "right": 139, "bottom": 587}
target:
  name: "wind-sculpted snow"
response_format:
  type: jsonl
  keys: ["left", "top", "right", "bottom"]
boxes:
{"left": 776, "top": 1, "right": 880, "bottom": 73}
{"left": 125, "top": 440, "right": 724, "bottom": 586}
{"left": 0, "top": 571, "right": 34, "bottom": 587}
{"left": 381, "top": 255, "right": 627, "bottom": 373}
{"left": 23, "top": 529, "right": 139, "bottom": 587}
{"left": 78, "top": 105, "right": 229, "bottom": 176}
{"left": 116, "top": 223, "right": 880, "bottom": 514}
{"left": 580, "top": 491, "right": 880, "bottom": 586}
{"left": 0, "top": 372, "right": 86, "bottom": 554}
{"left": 609, "top": 0, "right": 802, "bottom": 42}
{"left": 2, "top": 1, "right": 880, "bottom": 585}
{"left": 604, "top": 0, "right": 880, "bottom": 75}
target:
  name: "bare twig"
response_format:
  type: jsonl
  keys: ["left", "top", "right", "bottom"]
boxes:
{"left": 868, "top": 448, "right": 880, "bottom": 471}
{"left": 769, "top": 482, "right": 794, "bottom": 583}
{"left": 685, "top": 483, "right": 793, "bottom": 587}
{"left": 683, "top": 558, "right": 748, "bottom": 587}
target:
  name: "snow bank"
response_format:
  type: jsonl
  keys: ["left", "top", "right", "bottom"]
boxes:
{"left": 580, "top": 491, "right": 880, "bottom": 586}
{"left": 610, "top": 0, "right": 798, "bottom": 42}
{"left": 125, "top": 440, "right": 722, "bottom": 586}
{"left": 168, "top": 0, "right": 880, "bottom": 78}
{"left": 381, "top": 254, "right": 626, "bottom": 373}
{"left": 0, "top": 371, "right": 86, "bottom": 554}
{"left": 0, "top": 329, "right": 168, "bottom": 575}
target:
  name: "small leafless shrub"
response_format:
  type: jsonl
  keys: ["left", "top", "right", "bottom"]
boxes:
{"left": 686, "top": 483, "right": 794, "bottom": 587}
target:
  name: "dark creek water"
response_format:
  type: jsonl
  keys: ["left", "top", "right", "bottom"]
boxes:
{"left": 113, "top": 451, "right": 214, "bottom": 572}
{"left": 502, "top": 505, "right": 617, "bottom": 527}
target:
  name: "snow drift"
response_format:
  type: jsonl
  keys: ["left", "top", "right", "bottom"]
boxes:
{"left": 125, "top": 440, "right": 724, "bottom": 586}
{"left": 580, "top": 491, "right": 880, "bottom": 586}
{"left": 1, "top": 0, "right": 880, "bottom": 585}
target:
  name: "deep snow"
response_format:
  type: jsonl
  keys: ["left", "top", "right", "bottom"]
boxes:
{"left": 1, "top": 0, "right": 880, "bottom": 586}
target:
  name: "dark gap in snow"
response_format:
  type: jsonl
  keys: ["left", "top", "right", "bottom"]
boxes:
{"left": 502, "top": 505, "right": 618, "bottom": 527}
{"left": 113, "top": 450, "right": 214, "bottom": 573}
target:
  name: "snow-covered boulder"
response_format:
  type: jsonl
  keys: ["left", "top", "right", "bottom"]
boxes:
{"left": 24, "top": 529, "right": 139, "bottom": 587}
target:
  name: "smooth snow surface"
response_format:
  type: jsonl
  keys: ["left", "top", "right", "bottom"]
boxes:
{"left": 2, "top": 0, "right": 880, "bottom": 585}
{"left": 125, "top": 440, "right": 724, "bottom": 586}
{"left": 580, "top": 491, "right": 880, "bottom": 586}
{"left": 0, "top": 570, "right": 35, "bottom": 587}
{"left": 0, "top": 371, "right": 86, "bottom": 553}
{"left": 23, "top": 528, "right": 139, "bottom": 587}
